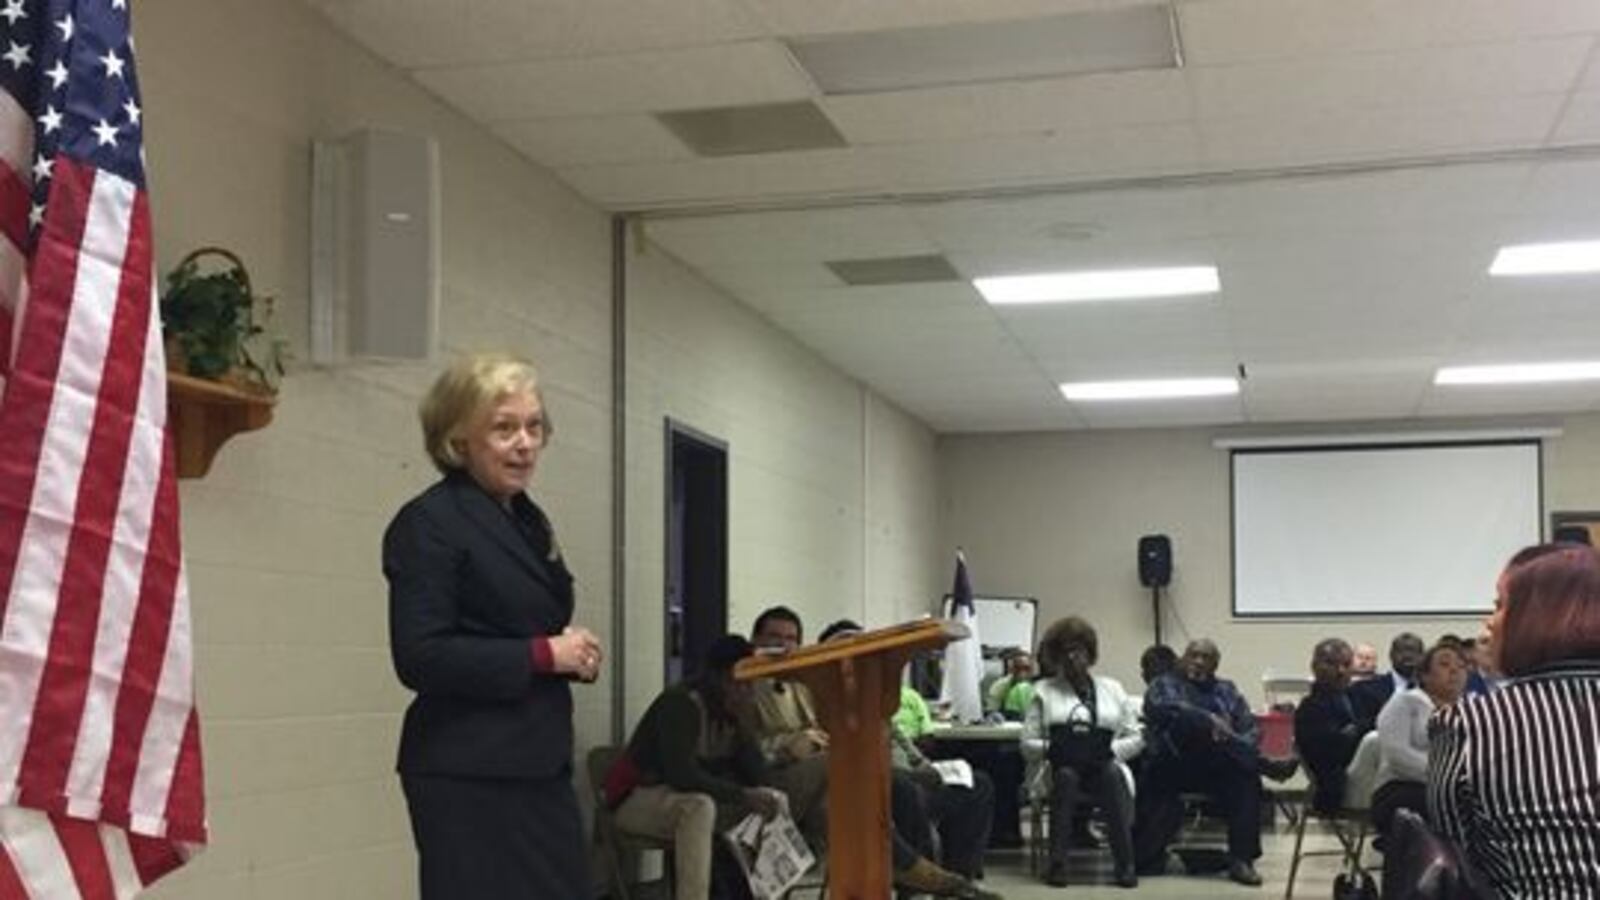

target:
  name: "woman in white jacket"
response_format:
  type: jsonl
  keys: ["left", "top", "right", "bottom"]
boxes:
{"left": 1023, "top": 616, "right": 1143, "bottom": 888}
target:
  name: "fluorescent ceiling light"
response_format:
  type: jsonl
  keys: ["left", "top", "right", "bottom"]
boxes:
{"left": 975, "top": 266, "right": 1220, "bottom": 304}
{"left": 1435, "top": 362, "right": 1600, "bottom": 385}
{"left": 1489, "top": 240, "right": 1600, "bottom": 276}
{"left": 1061, "top": 378, "right": 1239, "bottom": 401}
{"left": 788, "top": 5, "right": 1179, "bottom": 96}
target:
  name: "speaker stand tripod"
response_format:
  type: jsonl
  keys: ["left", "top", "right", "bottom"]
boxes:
{"left": 1151, "top": 585, "right": 1163, "bottom": 646}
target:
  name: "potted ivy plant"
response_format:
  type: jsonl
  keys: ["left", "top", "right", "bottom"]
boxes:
{"left": 160, "top": 246, "right": 287, "bottom": 395}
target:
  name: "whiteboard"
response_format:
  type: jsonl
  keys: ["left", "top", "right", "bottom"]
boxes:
{"left": 942, "top": 594, "right": 1038, "bottom": 654}
{"left": 1232, "top": 441, "right": 1541, "bottom": 616}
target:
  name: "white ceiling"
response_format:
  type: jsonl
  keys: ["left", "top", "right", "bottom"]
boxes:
{"left": 303, "top": 0, "right": 1600, "bottom": 432}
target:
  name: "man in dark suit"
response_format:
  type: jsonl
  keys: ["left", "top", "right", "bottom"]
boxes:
{"left": 1136, "top": 639, "right": 1267, "bottom": 886}
{"left": 1294, "top": 638, "right": 1367, "bottom": 812}
{"left": 1349, "top": 632, "right": 1425, "bottom": 730}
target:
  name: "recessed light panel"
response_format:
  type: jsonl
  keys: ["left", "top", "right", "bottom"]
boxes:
{"left": 826, "top": 254, "right": 961, "bottom": 286}
{"left": 1061, "top": 377, "right": 1239, "bottom": 401}
{"left": 1489, "top": 240, "right": 1600, "bottom": 276}
{"left": 658, "top": 101, "right": 847, "bottom": 157}
{"left": 789, "top": 5, "right": 1180, "bottom": 96}
{"left": 1434, "top": 362, "right": 1600, "bottom": 385}
{"left": 975, "top": 266, "right": 1219, "bottom": 305}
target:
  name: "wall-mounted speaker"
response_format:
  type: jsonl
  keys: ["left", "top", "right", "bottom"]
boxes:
{"left": 311, "top": 130, "right": 439, "bottom": 364}
{"left": 1139, "top": 534, "right": 1172, "bottom": 588}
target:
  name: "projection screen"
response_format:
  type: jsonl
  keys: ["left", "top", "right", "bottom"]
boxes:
{"left": 1231, "top": 441, "right": 1542, "bottom": 616}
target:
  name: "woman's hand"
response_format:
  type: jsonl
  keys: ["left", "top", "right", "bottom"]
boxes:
{"left": 550, "top": 626, "right": 603, "bottom": 681}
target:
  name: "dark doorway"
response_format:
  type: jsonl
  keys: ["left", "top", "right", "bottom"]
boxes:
{"left": 665, "top": 420, "right": 728, "bottom": 685}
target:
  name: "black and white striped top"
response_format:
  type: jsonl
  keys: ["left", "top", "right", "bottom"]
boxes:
{"left": 1428, "top": 660, "right": 1600, "bottom": 899}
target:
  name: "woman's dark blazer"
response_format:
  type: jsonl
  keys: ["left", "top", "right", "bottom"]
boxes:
{"left": 384, "top": 470, "right": 576, "bottom": 780}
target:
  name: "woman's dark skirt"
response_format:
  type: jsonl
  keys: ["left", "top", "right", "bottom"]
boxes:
{"left": 402, "top": 772, "right": 591, "bottom": 899}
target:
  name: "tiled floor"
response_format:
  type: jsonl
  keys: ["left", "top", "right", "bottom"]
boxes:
{"left": 973, "top": 822, "right": 1364, "bottom": 900}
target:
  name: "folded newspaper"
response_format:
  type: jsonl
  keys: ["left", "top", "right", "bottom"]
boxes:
{"left": 723, "top": 809, "right": 817, "bottom": 900}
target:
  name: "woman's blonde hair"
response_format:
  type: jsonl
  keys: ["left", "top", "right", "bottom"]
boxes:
{"left": 418, "top": 352, "right": 550, "bottom": 473}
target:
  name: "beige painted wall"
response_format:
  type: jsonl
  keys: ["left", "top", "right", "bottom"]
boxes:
{"left": 135, "top": 0, "right": 939, "bottom": 896}
{"left": 938, "top": 415, "right": 1600, "bottom": 704}
{"left": 622, "top": 243, "right": 942, "bottom": 723}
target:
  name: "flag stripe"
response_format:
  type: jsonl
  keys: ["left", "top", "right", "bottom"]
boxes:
{"left": 0, "top": 159, "right": 95, "bottom": 801}
{"left": 19, "top": 170, "right": 142, "bottom": 813}
{"left": 0, "top": 839, "right": 28, "bottom": 900}
{"left": 53, "top": 817, "right": 114, "bottom": 900}
{"left": 0, "top": 809, "right": 74, "bottom": 899}
{"left": 99, "top": 428, "right": 184, "bottom": 839}
{"left": 98, "top": 827, "right": 141, "bottom": 899}
{"left": 129, "top": 564, "right": 193, "bottom": 838}
{"left": 0, "top": 87, "right": 35, "bottom": 182}
{"left": 66, "top": 287, "right": 164, "bottom": 811}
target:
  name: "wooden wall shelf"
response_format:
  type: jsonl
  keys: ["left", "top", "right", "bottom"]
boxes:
{"left": 167, "top": 372, "right": 275, "bottom": 479}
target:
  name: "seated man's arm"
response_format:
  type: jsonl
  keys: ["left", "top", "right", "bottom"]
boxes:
{"left": 656, "top": 692, "right": 748, "bottom": 804}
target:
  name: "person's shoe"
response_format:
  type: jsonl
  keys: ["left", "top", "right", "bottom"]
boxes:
{"left": 1260, "top": 756, "right": 1300, "bottom": 782}
{"left": 895, "top": 857, "right": 996, "bottom": 898}
{"left": 1114, "top": 866, "right": 1139, "bottom": 889}
{"left": 1044, "top": 860, "right": 1070, "bottom": 887}
{"left": 1227, "top": 859, "right": 1263, "bottom": 886}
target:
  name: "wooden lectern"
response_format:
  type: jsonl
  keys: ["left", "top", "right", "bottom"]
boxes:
{"left": 735, "top": 619, "right": 967, "bottom": 900}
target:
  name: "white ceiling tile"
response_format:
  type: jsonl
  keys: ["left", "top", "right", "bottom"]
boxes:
{"left": 1552, "top": 92, "right": 1600, "bottom": 144}
{"left": 1179, "top": 0, "right": 1600, "bottom": 66}
{"left": 1188, "top": 39, "right": 1591, "bottom": 120}
{"left": 1200, "top": 96, "right": 1566, "bottom": 170}
{"left": 558, "top": 148, "right": 881, "bottom": 208}
{"left": 311, "top": 0, "right": 765, "bottom": 67}
{"left": 1241, "top": 367, "right": 1431, "bottom": 422}
{"left": 741, "top": 0, "right": 1162, "bottom": 39}
{"left": 646, "top": 206, "right": 929, "bottom": 263}
{"left": 495, "top": 116, "right": 692, "bottom": 167}
{"left": 414, "top": 42, "right": 815, "bottom": 121}
{"left": 821, "top": 69, "right": 1190, "bottom": 145}
{"left": 913, "top": 188, "right": 1217, "bottom": 252}
{"left": 867, "top": 123, "right": 1202, "bottom": 193}
{"left": 1419, "top": 381, "right": 1600, "bottom": 418}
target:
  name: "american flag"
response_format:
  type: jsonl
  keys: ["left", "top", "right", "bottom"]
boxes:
{"left": 0, "top": 1, "right": 206, "bottom": 897}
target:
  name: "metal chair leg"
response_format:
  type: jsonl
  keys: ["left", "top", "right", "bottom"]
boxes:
{"left": 1283, "top": 801, "right": 1310, "bottom": 900}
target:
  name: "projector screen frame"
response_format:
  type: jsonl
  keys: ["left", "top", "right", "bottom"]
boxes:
{"left": 1228, "top": 437, "right": 1544, "bottom": 619}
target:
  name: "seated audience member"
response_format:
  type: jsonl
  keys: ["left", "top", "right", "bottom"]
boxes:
{"left": 1139, "top": 644, "right": 1177, "bottom": 688}
{"left": 1294, "top": 638, "right": 1367, "bottom": 813}
{"left": 1431, "top": 545, "right": 1600, "bottom": 899}
{"left": 743, "top": 606, "right": 829, "bottom": 844}
{"left": 1437, "top": 634, "right": 1490, "bottom": 697}
{"left": 1350, "top": 642, "right": 1379, "bottom": 681}
{"left": 820, "top": 620, "right": 997, "bottom": 885}
{"left": 1372, "top": 644, "right": 1467, "bottom": 838}
{"left": 607, "top": 635, "right": 790, "bottom": 900}
{"left": 1136, "top": 639, "right": 1266, "bottom": 886}
{"left": 895, "top": 679, "right": 935, "bottom": 740}
{"left": 985, "top": 649, "right": 1036, "bottom": 720}
{"left": 1023, "top": 617, "right": 1142, "bottom": 888}
{"left": 1350, "top": 632, "right": 1426, "bottom": 730}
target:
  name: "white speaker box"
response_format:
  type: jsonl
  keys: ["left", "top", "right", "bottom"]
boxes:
{"left": 310, "top": 130, "right": 439, "bottom": 363}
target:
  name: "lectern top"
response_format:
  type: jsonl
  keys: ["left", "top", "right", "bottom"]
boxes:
{"left": 733, "top": 618, "right": 968, "bottom": 681}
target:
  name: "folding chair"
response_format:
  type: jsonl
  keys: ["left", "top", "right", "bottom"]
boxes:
{"left": 587, "top": 745, "right": 674, "bottom": 900}
{"left": 1283, "top": 732, "right": 1380, "bottom": 900}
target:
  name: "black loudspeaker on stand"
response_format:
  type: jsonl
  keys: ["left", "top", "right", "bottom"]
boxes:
{"left": 1138, "top": 535, "right": 1172, "bottom": 645}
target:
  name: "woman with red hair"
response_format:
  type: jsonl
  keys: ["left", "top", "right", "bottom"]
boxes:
{"left": 1429, "top": 545, "right": 1600, "bottom": 897}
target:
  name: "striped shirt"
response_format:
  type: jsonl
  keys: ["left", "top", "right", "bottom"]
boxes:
{"left": 1428, "top": 660, "right": 1600, "bottom": 899}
